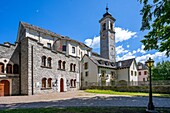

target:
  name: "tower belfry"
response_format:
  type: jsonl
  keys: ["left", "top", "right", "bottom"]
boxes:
{"left": 99, "top": 6, "right": 116, "bottom": 62}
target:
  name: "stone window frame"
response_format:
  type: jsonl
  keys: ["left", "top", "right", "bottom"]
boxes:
{"left": 42, "top": 78, "right": 47, "bottom": 88}
{"left": 58, "top": 60, "right": 62, "bottom": 69}
{"left": 84, "top": 62, "right": 88, "bottom": 70}
{"left": 85, "top": 71, "right": 88, "bottom": 77}
{"left": 48, "top": 78, "right": 52, "bottom": 88}
{"left": 47, "top": 57, "right": 52, "bottom": 68}
{"left": 131, "top": 71, "right": 133, "bottom": 76}
{"left": 41, "top": 56, "right": 46, "bottom": 67}
{"left": 144, "top": 71, "right": 147, "bottom": 75}
{"left": 62, "top": 61, "right": 66, "bottom": 70}
{"left": 6, "top": 64, "right": 12, "bottom": 74}
{"left": 70, "top": 63, "right": 73, "bottom": 71}
{"left": 72, "top": 46, "right": 75, "bottom": 54}
{"left": 73, "top": 64, "right": 76, "bottom": 72}
{"left": 139, "top": 71, "right": 141, "bottom": 75}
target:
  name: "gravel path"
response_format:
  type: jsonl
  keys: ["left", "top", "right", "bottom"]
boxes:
{"left": 0, "top": 91, "right": 170, "bottom": 109}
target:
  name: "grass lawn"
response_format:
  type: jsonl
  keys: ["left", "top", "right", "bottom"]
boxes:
{"left": 0, "top": 107, "right": 170, "bottom": 113}
{"left": 85, "top": 89, "right": 170, "bottom": 98}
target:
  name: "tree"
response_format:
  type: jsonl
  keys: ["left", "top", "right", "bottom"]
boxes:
{"left": 152, "top": 61, "right": 170, "bottom": 80}
{"left": 139, "top": 0, "right": 170, "bottom": 57}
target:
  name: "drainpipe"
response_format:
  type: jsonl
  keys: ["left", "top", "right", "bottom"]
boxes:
{"left": 31, "top": 45, "right": 34, "bottom": 95}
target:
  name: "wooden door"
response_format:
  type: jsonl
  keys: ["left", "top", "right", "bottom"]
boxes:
{"left": 60, "top": 78, "right": 64, "bottom": 92}
{"left": 0, "top": 80, "right": 10, "bottom": 96}
{"left": 0, "top": 84, "right": 4, "bottom": 96}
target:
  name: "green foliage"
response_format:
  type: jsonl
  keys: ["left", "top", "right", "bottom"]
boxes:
{"left": 152, "top": 61, "right": 170, "bottom": 80}
{"left": 139, "top": 0, "right": 170, "bottom": 56}
{"left": 86, "top": 85, "right": 170, "bottom": 94}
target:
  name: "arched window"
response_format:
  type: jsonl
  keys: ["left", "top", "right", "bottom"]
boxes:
{"left": 70, "top": 79, "right": 73, "bottom": 87}
{"left": 73, "top": 64, "right": 76, "bottom": 72}
{"left": 70, "top": 63, "right": 73, "bottom": 71}
{"left": 48, "top": 78, "right": 52, "bottom": 88}
{"left": 42, "top": 78, "right": 47, "bottom": 88}
{"left": 6, "top": 64, "right": 12, "bottom": 74}
{"left": 47, "top": 57, "right": 52, "bottom": 67}
{"left": 42, "top": 56, "right": 46, "bottom": 66}
{"left": 74, "top": 79, "right": 76, "bottom": 88}
{"left": 13, "top": 64, "right": 19, "bottom": 74}
{"left": 0, "top": 62, "right": 4, "bottom": 73}
{"left": 58, "top": 60, "right": 62, "bottom": 69}
{"left": 63, "top": 61, "right": 66, "bottom": 70}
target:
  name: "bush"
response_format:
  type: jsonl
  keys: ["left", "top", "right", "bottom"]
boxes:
{"left": 83, "top": 86, "right": 170, "bottom": 94}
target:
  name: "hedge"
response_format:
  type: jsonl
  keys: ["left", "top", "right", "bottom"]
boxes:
{"left": 83, "top": 86, "right": 170, "bottom": 94}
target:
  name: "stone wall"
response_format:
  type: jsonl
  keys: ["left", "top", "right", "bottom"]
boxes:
{"left": 27, "top": 37, "right": 80, "bottom": 95}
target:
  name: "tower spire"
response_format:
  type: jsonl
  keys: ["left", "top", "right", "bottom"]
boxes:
{"left": 106, "top": 3, "right": 109, "bottom": 13}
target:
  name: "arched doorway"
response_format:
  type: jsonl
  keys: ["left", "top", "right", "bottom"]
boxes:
{"left": 0, "top": 80, "right": 10, "bottom": 96}
{"left": 60, "top": 78, "right": 64, "bottom": 92}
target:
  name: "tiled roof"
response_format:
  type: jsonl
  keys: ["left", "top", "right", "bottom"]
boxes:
{"left": 137, "top": 62, "right": 148, "bottom": 70}
{"left": 89, "top": 55, "right": 135, "bottom": 69}
{"left": 20, "top": 21, "right": 61, "bottom": 37}
{"left": 116, "top": 58, "right": 135, "bottom": 69}
{"left": 20, "top": 21, "right": 91, "bottom": 50}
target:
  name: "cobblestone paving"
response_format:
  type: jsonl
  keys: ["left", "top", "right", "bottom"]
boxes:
{"left": 0, "top": 91, "right": 170, "bottom": 109}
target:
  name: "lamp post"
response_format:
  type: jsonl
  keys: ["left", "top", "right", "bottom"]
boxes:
{"left": 145, "top": 57, "right": 157, "bottom": 113}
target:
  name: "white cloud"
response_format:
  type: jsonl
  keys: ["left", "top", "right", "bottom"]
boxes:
{"left": 117, "top": 51, "right": 135, "bottom": 61}
{"left": 115, "top": 27, "right": 137, "bottom": 43}
{"left": 127, "top": 45, "right": 130, "bottom": 48}
{"left": 132, "top": 50, "right": 136, "bottom": 54}
{"left": 137, "top": 45, "right": 146, "bottom": 54}
{"left": 116, "top": 45, "right": 129, "bottom": 54}
{"left": 136, "top": 51, "right": 166, "bottom": 63}
{"left": 84, "top": 36, "right": 100, "bottom": 49}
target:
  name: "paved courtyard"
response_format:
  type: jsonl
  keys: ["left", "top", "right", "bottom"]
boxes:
{"left": 0, "top": 91, "right": 170, "bottom": 109}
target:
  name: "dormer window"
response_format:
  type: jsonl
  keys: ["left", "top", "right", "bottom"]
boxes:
{"left": 47, "top": 43, "right": 51, "bottom": 49}
{"left": 62, "top": 45, "right": 66, "bottom": 51}
{"left": 72, "top": 47, "right": 75, "bottom": 53}
{"left": 119, "top": 62, "right": 122, "bottom": 67}
{"left": 105, "top": 61, "right": 109, "bottom": 66}
{"left": 111, "top": 62, "right": 115, "bottom": 66}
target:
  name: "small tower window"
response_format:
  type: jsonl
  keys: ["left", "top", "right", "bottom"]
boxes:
{"left": 110, "top": 23, "right": 113, "bottom": 30}
{"left": 62, "top": 45, "right": 66, "bottom": 51}
{"left": 47, "top": 43, "right": 51, "bottom": 49}
{"left": 102, "top": 23, "right": 106, "bottom": 31}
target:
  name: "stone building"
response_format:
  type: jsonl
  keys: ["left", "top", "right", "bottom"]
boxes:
{"left": 0, "top": 21, "right": 91, "bottom": 96}
{"left": 81, "top": 7, "right": 138, "bottom": 87}
{"left": 137, "top": 62, "right": 148, "bottom": 82}
{"left": 0, "top": 7, "right": 139, "bottom": 96}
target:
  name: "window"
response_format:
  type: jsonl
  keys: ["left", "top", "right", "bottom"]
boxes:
{"left": 70, "top": 63, "right": 73, "bottom": 71}
{"left": 135, "top": 71, "right": 137, "bottom": 76}
{"left": 58, "top": 60, "right": 62, "bottom": 69}
{"left": 47, "top": 43, "right": 51, "bottom": 49}
{"left": 74, "top": 79, "right": 76, "bottom": 88}
{"left": 62, "top": 45, "right": 66, "bottom": 51}
{"left": 102, "top": 23, "right": 106, "bottom": 31}
{"left": 13, "top": 64, "right": 19, "bottom": 74}
{"left": 70, "top": 79, "right": 73, "bottom": 87}
{"left": 42, "top": 78, "right": 47, "bottom": 88}
{"left": 42, "top": 56, "right": 46, "bottom": 66}
{"left": 72, "top": 47, "right": 75, "bottom": 53}
{"left": 73, "top": 64, "right": 76, "bottom": 72}
{"left": 47, "top": 57, "right": 52, "bottom": 67}
{"left": 6, "top": 64, "right": 12, "bottom": 74}
{"left": 85, "top": 71, "right": 88, "bottom": 77}
{"left": 144, "top": 71, "right": 147, "bottom": 75}
{"left": 84, "top": 62, "right": 88, "bottom": 70}
{"left": 139, "top": 72, "right": 141, "bottom": 75}
{"left": 63, "top": 61, "right": 66, "bottom": 70}
{"left": 0, "top": 63, "right": 4, "bottom": 73}
{"left": 143, "top": 78, "right": 145, "bottom": 81}
{"left": 48, "top": 78, "right": 52, "bottom": 88}
{"left": 131, "top": 71, "right": 133, "bottom": 76}
{"left": 101, "top": 70, "right": 106, "bottom": 77}
{"left": 110, "top": 23, "right": 113, "bottom": 30}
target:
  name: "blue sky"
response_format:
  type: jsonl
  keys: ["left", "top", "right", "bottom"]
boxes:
{"left": 0, "top": 0, "right": 169, "bottom": 64}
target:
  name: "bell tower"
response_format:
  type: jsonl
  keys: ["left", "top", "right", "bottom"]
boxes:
{"left": 99, "top": 6, "right": 116, "bottom": 62}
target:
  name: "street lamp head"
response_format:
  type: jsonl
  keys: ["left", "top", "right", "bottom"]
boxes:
{"left": 145, "top": 57, "right": 154, "bottom": 68}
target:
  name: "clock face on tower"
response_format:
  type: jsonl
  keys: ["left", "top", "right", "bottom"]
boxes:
{"left": 102, "top": 33, "right": 106, "bottom": 39}
{"left": 110, "top": 34, "right": 114, "bottom": 39}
